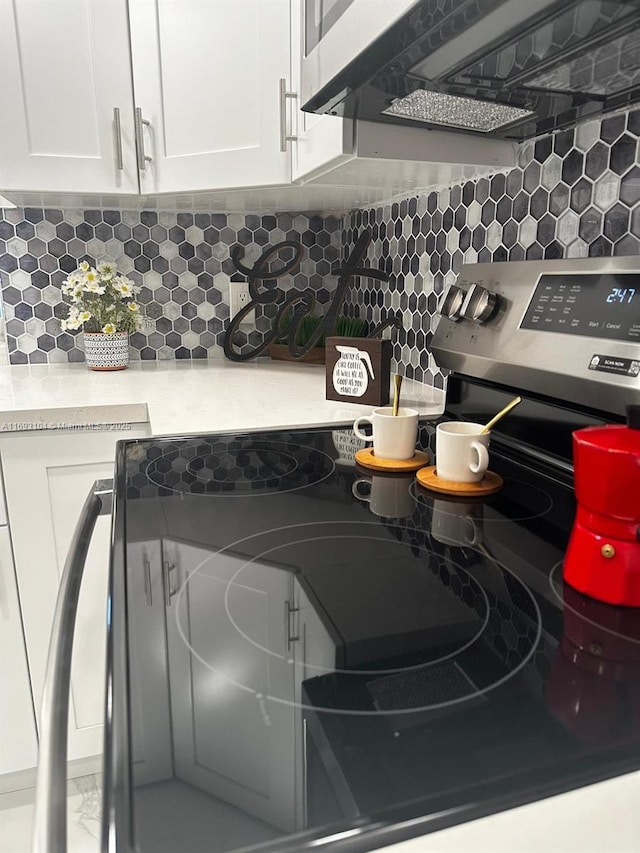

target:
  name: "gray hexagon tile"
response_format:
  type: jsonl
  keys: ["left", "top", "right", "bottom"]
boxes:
{"left": 343, "top": 109, "right": 639, "bottom": 386}
{"left": 1, "top": 210, "right": 342, "bottom": 364}
{"left": 2, "top": 111, "right": 639, "bottom": 372}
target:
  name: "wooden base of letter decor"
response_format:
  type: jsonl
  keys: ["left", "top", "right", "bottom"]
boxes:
{"left": 326, "top": 337, "right": 391, "bottom": 406}
{"left": 268, "top": 344, "right": 326, "bottom": 364}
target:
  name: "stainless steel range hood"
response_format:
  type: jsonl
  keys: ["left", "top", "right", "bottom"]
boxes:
{"left": 302, "top": 0, "right": 640, "bottom": 140}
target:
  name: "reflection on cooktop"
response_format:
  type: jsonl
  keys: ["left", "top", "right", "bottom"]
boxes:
{"left": 145, "top": 437, "right": 335, "bottom": 497}
{"left": 173, "top": 522, "right": 542, "bottom": 716}
{"left": 412, "top": 476, "right": 554, "bottom": 524}
{"left": 550, "top": 562, "right": 640, "bottom": 646}
{"left": 547, "top": 564, "right": 640, "bottom": 743}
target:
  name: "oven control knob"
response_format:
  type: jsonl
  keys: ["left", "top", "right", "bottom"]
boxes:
{"left": 438, "top": 285, "right": 465, "bottom": 321}
{"left": 461, "top": 284, "right": 499, "bottom": 324}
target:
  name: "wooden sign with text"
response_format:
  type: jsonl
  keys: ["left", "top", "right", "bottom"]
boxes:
{"left": 325, "top": 337, "right": 392, "bottom": 406}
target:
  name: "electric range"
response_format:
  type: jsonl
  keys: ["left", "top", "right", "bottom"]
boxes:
{"left": 102, "top": 257, "right": 640, "bottom": 853}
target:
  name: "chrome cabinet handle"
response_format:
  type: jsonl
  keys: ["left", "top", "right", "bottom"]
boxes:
{"left": 163, "top": 559, "right": 177, "bottom": 607}
{"left": 285, "top": 599, "right": 300, "bottom": 651}
{"left": 134, "top": 107, "right": 153, "bottom": 171}
{"left": 302, "top": 716, "right": 308, "bottom": 828}
{"left": 279, "top": 78, "right": 299, "bottom": 152}
{"left": 33, "top": 479, "right": 113, "bottom": 853}
{"left": 143, "top": 549, "right": 152, "bottom": 607}
{"left": 113, "top": 107, "right": 124, "bottom": 171}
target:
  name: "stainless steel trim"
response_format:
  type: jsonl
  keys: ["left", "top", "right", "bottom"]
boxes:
{"left": 33, "top": 479, "right": 113, "bottom": 853}
{"left": 112, "top": 107, "right": 124, "bottom": 171}
{"left": 279, "top": 78, "right": 299, "bottom": 152}
{"left": 300, "top": 0, "right": 417, "bottom": 106}
{"left": 134, "top": 107, "right": 152, "bottom": 171}
{"left": 101, "top": 453, "right": 135, "bottom": 853}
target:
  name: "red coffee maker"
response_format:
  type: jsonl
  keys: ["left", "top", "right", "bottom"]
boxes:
{"left": 563, "top": 404, "right": 640, "bottom": 607}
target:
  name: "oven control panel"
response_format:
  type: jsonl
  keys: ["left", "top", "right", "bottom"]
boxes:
{"left": 433, "top": 257, "right": 640, "bottom": 417}
{"left": 520, "top": 273, "right": 639, "bottom": 341}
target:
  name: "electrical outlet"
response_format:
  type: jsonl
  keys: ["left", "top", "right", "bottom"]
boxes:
{"left": 229, "top": 281, "right": 255, "bottom": 329}
{"left": 138, "top": 315, "right": 155, "bottom": 334}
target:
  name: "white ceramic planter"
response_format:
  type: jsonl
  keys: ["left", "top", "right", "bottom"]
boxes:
{"left": 83, "top": 332, "right": 129, "bottom": 371}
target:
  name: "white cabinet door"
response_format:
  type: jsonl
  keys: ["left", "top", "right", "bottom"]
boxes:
{"left": 0, "top": 527, "right": 38, "bottom": 779}
{"left": 0, "top": 0, "right": 139, "bottom": 195}
{"left": 165, "top": 540, "right": 297, "bottom": 832}
{"left": 289, "top": 0, "right": 354, "bottom": 182}
{"left": 0, "top": 427, "right": 149, "bottom": 764}
{"left": 129, "top": 0, "right": 292, "bottom": 194}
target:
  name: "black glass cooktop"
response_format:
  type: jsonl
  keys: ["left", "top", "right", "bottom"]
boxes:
{"left": 108, "top": 420, "right": 640, "bottom": 853}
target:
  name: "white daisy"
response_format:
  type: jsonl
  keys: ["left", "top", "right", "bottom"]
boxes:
{"left": 64, "top": 316, "right": 83, "bottom": 331}
{"left": 114, "top": 280, "right": 134, "bottom": 298}
{"left": 102, "top": 323, "right": 117, "bottom": 334}
{"left": 97, "top": 261, "right": 117, "bottom": 278}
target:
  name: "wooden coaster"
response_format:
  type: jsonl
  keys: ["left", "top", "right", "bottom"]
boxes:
{"left": 355, "top": 448, "right": 430, "bottom": 473}
{"left": 416, "top": 466, "right": 504, "bottom": 496}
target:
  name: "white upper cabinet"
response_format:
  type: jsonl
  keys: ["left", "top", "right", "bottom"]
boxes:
{"left": 129, "top": 0, "right": 292, "bottom": 194}
{"left": 0, "top": 0, "right": 139, "bottom": 195}
{"left": 289, "top": 0, "right": 354, "bottom": 182}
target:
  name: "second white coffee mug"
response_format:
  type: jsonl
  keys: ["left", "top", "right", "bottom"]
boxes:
{"left": 431, "top": 499, "right": 484, "bottom": 547}
{"left": 353, "top": 407, "right": 419, "bottom": 461}
{"left": 436, "top": 421, "right": 490, "bottom": 483}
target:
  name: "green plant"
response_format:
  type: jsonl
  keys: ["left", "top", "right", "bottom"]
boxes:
{"left": 274, "top": 313, "right": 367, "bottom": 347}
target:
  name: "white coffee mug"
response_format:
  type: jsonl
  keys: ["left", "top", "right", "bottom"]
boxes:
{"left": 431, "top": 499, "right": 484, "bottom": 547}
{"left": 352, "top": 474, "right": 415, "bottom": 518}
{"left": 353, "top": 407, "right": 419, "bottom": 461}
{"left": 436, "top": 421, "right": 490, "bottom": 483}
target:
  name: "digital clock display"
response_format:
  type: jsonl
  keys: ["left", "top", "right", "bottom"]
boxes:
{"left": 605, "top": 287, "right": 636, "bottom": 304}
{"left": 520, "top": 273, "right": 640, "bottom": 342}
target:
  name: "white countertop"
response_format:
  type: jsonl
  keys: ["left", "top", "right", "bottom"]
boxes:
{"left": 385, "top": 771, "right": 640, "bottom": 853}
{"left": 0, "top": 360, "right": 445, "bottom": 435}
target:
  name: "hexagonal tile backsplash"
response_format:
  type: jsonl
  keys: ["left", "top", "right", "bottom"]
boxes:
{"left": 343, "top": 109, "right": 639, "bottom": 386}
{"left": 1, "top": 110, "right": 638, "bottom": 371}
{"left": 0, "top": 211, "right": 342, "bottom": 364}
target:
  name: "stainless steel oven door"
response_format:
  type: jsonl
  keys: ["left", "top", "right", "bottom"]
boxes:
{"left": 300, "top": 0, "right": 419, "bottom": 108}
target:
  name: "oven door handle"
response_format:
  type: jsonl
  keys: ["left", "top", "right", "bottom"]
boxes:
{"left": 33, "top": 479, "right": 113, "bottom": 853}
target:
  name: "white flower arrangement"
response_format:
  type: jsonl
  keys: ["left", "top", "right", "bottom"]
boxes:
{"left": 60, "top": 261, "right": 143, "bottom": 335}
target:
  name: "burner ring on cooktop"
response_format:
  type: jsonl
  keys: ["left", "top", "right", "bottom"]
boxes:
{"left": 173, "top": 521, "right": 542, "bottom": 716}
{"left": 410, "top": 476, "right": 554, "bottom": 523}
{"left": 144, "top": 438, "right": 335, "bottom": 497}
